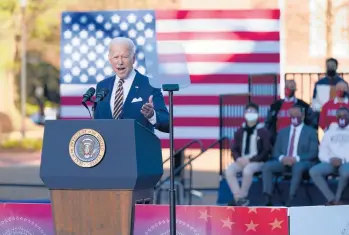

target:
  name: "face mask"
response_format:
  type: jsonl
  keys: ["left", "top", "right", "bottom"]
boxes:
{"left": 336, "top": 90, "right": 346, "bottom": 98}
{"left": 338, "top": 117, "right": 349, "bottom": 128}
{"left": 327, "top": 69, "right": 336, "bottom": 77}
{"left": 284, "top": 88, "right": 295, "bottom": 98}
{"left": 245, "top": 113, "right": 258, "bottom": 122}
{"left": 290, "top": 116, "right": 302, "bottom": 126}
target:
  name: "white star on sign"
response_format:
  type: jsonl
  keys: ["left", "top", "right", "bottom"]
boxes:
{"left": 127, "top": 13, "right": 137, "bottom": 23}
{"left": 88, "top": 24, "right": 95, "bottom": 31}
{"left": 87, "top": 37, "right": 96, "bottom": 46}
{"left": 80, "top": 74, "right": 88, "bottom": 83}
{"left": 72, "top": 24, "right": 79, "bottom": 31}
{"left": 80, "top": 44, "right": 88, "bottom": 54}
{"left": 96, "top": 59, "right": 105, "bottom": 68}
{"left": 198, "top": 210, "right": 212, "bottom": 222}
{"left": 63, "top": 59, "right": 72, "bottom": 69}
{"left": 136, "top": 21, "right": 145, "bottom": 31}
{"left": 87, "top": 52, "right": 96, "bottom": 61}
{"left": 104, "top": 22, "right": 112, "bottom": 30}
{"left": 96, "top": 44, "right": 105, "bottom": 54}
{"left": 221, "top": 217, "right": 235, "bottom": 230}
{"left": 248, "top": 207, "right": 258, "bottom": 214}
{"left": 63, "top": 74, "right": 72, "bottom": 83}
{"left": 71, "top": 52, "right": 80, "bottom": 61}
{"left": 64, "top": 44, "right": 73, "bottom": 54}
{"left": 80, "top": 16, "right": 87, "bottom": 23}
{"left": 269, "top": 218, "right": 283, "bottom": 230}
{"left": 144, "top": 28, "right": 154, "bottom": 38}
{"left": 96, "top": 15, "right": 104, "bottom": 23}
{"left": 136, "top": 36, "right": 145, "bottom": 46}
{"left": 88, "top": 67, "right": 97, "bottom": 76}
{"left": 120, "top": 21, "right": 128, "bottom": 31}
{"left": 111, "top": 14, "right": 120, "bottom": 24}
{"left": 79, "top": 59, "right": 88, "bottom": 68}
{"left": 245, "top": 220, "right": 259, "bottom": 232}
{"left": 144, "top": 13, "right": 153, "bottom": 23}
{"left": 63, "top": 15, "right": 71, "bottom": 24}
{"left": 128, "top": 29, "right": 137, "bottom": 38}
{"left": 96, "top": 30, "right": 104, "bottom": 39}
{"left": 72, "top": 67, "right": 81, "bottom": 76}
{"left": 63, "top": 30, "right": 72, "bottom": 39}
{"left": 96, "top": 74, "right": 104, "bottom": 82}
{"left": 71, "top": 37, "right": 80, "bottom": 46}
{"left": 79, "top": 30, "right": 88, "bottom": 39}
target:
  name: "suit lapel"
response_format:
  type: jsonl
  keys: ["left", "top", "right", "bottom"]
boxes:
{"left": 105, "top": 75, "right": 116, "bottom": 118}
{"left": 284, "top": 126, "right": 291, "bottom": 153}
{"left": 297, "top": 125, "right": 306, "bottom": 154}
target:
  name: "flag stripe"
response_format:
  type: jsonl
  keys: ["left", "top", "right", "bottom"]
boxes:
{"left": 156, "top": 20, "right": 279, "bottom": 33}
{"left": 158, "top": 53, "right": 280, "bottom": 63}
{"left": 157, "top": 32, "right": 280, "bottom": 41}
{"left": 155, "top": 9, "right": 281, "bottom": 20}
{"left": 157, "top": 40, "right": 279, "bottom": 54}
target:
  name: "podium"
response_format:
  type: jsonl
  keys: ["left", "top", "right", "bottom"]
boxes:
{"left": 40, "top": 119, "right": 163, "bottom": 235}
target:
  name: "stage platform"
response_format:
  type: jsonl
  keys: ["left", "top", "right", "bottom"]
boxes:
{"left": 0, "top": 201, "right": 348, "bottom": 235}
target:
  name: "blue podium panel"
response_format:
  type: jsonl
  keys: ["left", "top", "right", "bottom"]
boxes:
{"left": 40, "top": 119, "right": 163, "bottom": 190}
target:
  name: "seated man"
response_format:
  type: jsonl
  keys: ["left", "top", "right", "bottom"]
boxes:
{"left": 262, "top": 104, "right": 318, "bottom": 206}
{"left": 225, "top": 103, "right": 271, "bottom": 206}
{"left": 309, "top": 107, "right": 349, "bottom": 205}
{"left": 319, "top": 81, "right": 349, "bottom": 131}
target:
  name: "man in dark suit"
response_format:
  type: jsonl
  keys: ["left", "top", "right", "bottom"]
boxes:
{"left": 94, "top": 37, "right": 169, "bottom": 133}
{"left": 262, "top": 104, "right": 319, "bottom": 206}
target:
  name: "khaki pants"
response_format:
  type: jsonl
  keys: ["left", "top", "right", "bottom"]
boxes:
{"left": 225, "top": 161, "right": 263, "bottom": 199}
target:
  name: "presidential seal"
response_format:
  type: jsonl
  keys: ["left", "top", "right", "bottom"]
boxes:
{"left": 69, "top": 129, "right": 105, "bottom": 167}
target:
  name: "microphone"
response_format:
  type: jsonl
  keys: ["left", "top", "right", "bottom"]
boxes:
{"left": 95, "top": 89, "right": 109, "bottom": 103}
{"left": 82, "top": 87, "right": 96, "bottom": 104}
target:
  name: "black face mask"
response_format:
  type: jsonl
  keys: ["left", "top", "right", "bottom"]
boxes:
{"left": 327, "top": 69, "right": 336, "bottom": 77}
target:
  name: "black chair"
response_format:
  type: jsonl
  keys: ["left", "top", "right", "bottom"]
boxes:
{"left": 273, "top": 167, "right": 313, "bottom": 206}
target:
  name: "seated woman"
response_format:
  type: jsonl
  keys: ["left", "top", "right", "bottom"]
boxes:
{"left": 225, "top": 103, "right": 271, "bottom": 206}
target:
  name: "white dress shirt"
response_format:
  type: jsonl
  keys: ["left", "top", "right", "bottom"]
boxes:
{"left": 110, "top": 69, "right": 156, "bottom": 125}
{"left": 279, "top": 123, "right": 304, "bottom": 162}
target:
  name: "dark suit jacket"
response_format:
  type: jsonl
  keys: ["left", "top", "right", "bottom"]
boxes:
{"left": 272, "top": 124, "right": 318, "bottom": 161}
{"left": 231, "top": 123, "right": 271, "bottom": 162}
{"left": 264, "top": 98, "right": 316, "bottom": 142}
{"left": 94, "top": 70, "right": 169, "bottom": 133}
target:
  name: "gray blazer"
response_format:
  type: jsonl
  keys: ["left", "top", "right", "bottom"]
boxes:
{"left": 272, "top": 124, "right": 318, "bottom": 161}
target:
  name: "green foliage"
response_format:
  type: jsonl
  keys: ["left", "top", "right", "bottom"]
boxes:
{"left": 1, "top": 138, "right": 43, "bottom": 151}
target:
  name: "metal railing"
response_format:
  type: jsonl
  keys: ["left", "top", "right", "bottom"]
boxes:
{"left": 162, "top": 139, "right": 204, "bottom": 164}
{"left": 285, "top": 73, "right": 349, "bottom": 104}
{"left": 154, "top": 137, "right": 229, "bottom": 205}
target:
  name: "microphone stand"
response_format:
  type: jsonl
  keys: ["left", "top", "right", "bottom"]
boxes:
{"left": 82, "top": 101, "right": 94, "bottom": 119}
{"left": 162, "top": 83, "right": 179, "bottom": 235}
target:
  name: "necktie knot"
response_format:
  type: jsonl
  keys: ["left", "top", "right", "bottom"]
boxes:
{"left": 118, "top": 79, "right": 125, "bottom": 85}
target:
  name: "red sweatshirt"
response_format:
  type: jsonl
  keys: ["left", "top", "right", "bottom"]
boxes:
{"left": 319, "top": 98, "right": 349, "bottom": 130}
{"left": 276, "top": 100, "right": 295, "bottom": 132}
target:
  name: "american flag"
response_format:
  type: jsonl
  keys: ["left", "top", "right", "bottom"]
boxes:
{"left": 59, "top": 10, "right": 280, "bottom": 149}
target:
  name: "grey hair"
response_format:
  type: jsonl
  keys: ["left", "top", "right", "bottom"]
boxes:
{"left": 108, "top": 37, "right": 136, "bottom": 56}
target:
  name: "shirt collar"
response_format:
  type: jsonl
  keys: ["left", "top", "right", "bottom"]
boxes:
{"left": 291, "top": 123, "right": 304, "bottom": 131}
{"left": 115, "top": 69, "right": 136, "bottom": 84}
{"left": 334, "top": 97, "right": 349, "bottom": 104}
{"left": 284, "top": 97, "right": 296, "bottom": 103}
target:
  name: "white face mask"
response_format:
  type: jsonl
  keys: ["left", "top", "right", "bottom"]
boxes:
{"left": 245, "top": 113, "right": 258, "bottom": 122}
